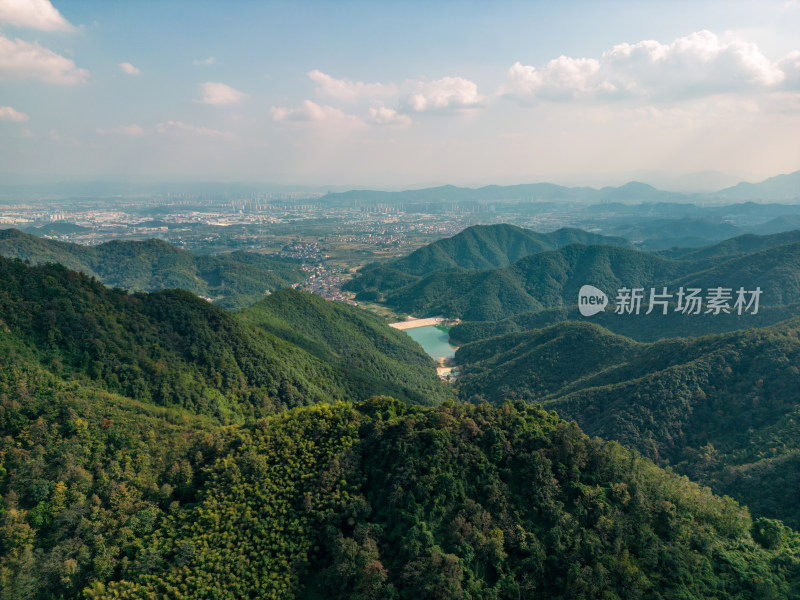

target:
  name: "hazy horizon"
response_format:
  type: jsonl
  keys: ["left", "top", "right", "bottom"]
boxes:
{"left": 0, "top": 167, "right": 793, "bottom": 196}
{"left": 1, "top": 1, "right": 800, "bottom": 188}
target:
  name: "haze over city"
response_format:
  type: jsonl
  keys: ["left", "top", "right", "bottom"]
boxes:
{"left": 1, "top": 0, "right": 799, "bottom": 190}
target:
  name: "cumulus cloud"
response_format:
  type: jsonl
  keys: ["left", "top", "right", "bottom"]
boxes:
{"left": 0, "top": 105, "right": 29, "bottom": 121}
{"left": 405, "top": 76, "right": 484, "bottom": 112}
{"left": 270, "top": 100, "right": 364, "bottom": 127}
{"left": 193, "top": 56, "right": 217, "bottom": 66}
{"left": 118, "top": 61, "right": 140, "bottom": 76}
{"left": 196, "top": 81, "right": 246, "bottom": 105}
{"left": 0, "top": 35, "right": 89, "bottom": 84}
{"left": 0, "top": 0, "right": 75, "bottom": 32}
{"left": 503, "top": 30, "right": 792, "bottom": 103}
{"left": 606, "top": 31, "right": 784, "bottom": 91}
{"left": 503, "top": 57, "right": 615, "bottom": 102}
{"left": 368, "top": 105, "right": 412, "bottom": 126}
{"left": 156, "top": 120, "right": 233, "bottom": 138}
{"left": 96, "top": 124, "right": 143, "bottom": 136}
{"left": 308, "top": 69, "right": 397, "bottom": 100}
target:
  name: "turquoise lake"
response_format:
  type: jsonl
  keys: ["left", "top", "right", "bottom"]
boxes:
{"left": 404, "top": 325, "right": 457, "bottom": 360}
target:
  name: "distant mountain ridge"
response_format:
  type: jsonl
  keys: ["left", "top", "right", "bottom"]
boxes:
{"left": 322, "top": 169, "right": 799, "bottom": 205}
{"left": 717, "top": 170, "right": 800, "bottom": 201}
{"left": 325, "top": 180, "right": 691, "bottom": 205}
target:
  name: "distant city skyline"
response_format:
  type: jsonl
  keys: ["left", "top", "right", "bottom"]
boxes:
{"left": 1, "top": 0, "right": 799, "bottom": 189}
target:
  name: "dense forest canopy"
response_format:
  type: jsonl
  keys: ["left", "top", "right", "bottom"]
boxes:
{"left": 1, "top": 228, "right": 800, "bottom": 598}
{"left": 456, "top": 319, "right": 800, "bottom": 529}
{"left": 0, "top": 229, "right": 304, "bottom": 309}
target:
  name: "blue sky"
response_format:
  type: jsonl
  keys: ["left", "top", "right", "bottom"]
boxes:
{"left": 1, "top": 0, "right": 799, "bottom": 189}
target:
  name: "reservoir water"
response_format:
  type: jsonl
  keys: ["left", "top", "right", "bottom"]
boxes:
{"left": 405, "top": 325, "right": 457, "bottom": 361}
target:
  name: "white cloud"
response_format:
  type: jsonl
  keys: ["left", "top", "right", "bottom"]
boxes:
{"left": 405, "top": 76, "right": 484, "bottom": 112}
{"left": 118, "top": 62, "right": 140, "bottom": 76}
{"left": 605, "top": 30, "right": 784, "bottom": 92}
{"left": 0, "top": 35, "right": 89, "bottom": 84}
{"left": 96, "top": 124, "right": 143, "bottom": 136}
{"left": 779, "top": 50, "right": 800, "bottom": 89}
{"left": 193, "top": 56, "right": 217, "bottom": 66}
{"left": 368, "top": 105, "right": 412, "bottom": 126}
{"left": 503, "top": 57, "right": 615, "bottom": 102}
{"left": 503, "top": 30, "right": 791, "bottom": 103}
{"left": 308, "top": 69, "right": 397, "bottom": 100}
{"left": 271, "top": 100, "right": 364, "bottom": 127}
{"left": 0, "top": 105, "right": 29, "bottom": 121}
{"left": 156, "top": 120, "right": 233, "bottom": 138}
{"left": 0, "top": 0, "right": 75, "bottom": 32}
{"left": 196, "top": 81, "right": 246, "bottom": 105}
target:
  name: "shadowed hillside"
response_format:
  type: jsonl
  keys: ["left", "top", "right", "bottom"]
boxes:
{"left": 456, "top": 319, "right": 800, "bottom": 529}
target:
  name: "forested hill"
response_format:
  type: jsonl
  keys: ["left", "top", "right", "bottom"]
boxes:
{"left": 657, "top": 229, "right": 800, "bottom": 261}
{"left": 0, "top": 256, "right": 448, "bottom": 420}
{"left": 0, "top": 228, "right": 304, "bottom": 309}
{"left": 382, "top": 244, "right": 684, "bottom": 321}
{"left": 1, "top": 255, "right": 800, "bottom": 597}
{"left": 448, "top": 299, "right": 800, "bottom": 344}
{"left": 343, "top": 224, "right": 631, "bottom": 296}
{"left": 239, "top": 289, "right": 453, "bottom": 405}
{"left": 456, "top": 319, "right": 800, "bottom": 529}
{"left": 378, "top": 239, "right": 800, "bottom": 324}
{"left": 4, "top": 380, "right": 800, "bottom": 599}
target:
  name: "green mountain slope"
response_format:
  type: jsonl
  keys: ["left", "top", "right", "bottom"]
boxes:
{"left": 0, "top": 229, "right": 303, "bottom": 309}
{"left": 607, "top": 218, "right": 744, "bottom": 250}
{"left": 0, "top": 257, "right": 448, "bottom": 420}
{"left": 456, "top": 320, "right": 800, "bottom": 529}
{"left": 380, "top": 237, "right": 800, "bottom": 326}
{"left": 344, "top": 224, "right": 631, "bottom": 297}
{"left": 239, "top": 289, "right": 453, "bottom": 406}
{"left": 673, "top": 241, "right": 800, "bottom": 307}
{"left": 2, "top": 262, "right": 800, "bottom": 598}
{"left": 658, "top": 230, "right": 800, "bottom": 261}
{"left": 5, "top": 380, "right": 799, "bottom": 599}
{"left": 385, "top": 244, "right": 684, "bottom": 321}
{"left": 0, "top": 342, "right": 224, "bottom": 600}
{"left": 0, "top": 256, "right": 346, "bottom": 420}
{"left": 449, "top": 300, "right": 800, "bottom": 345}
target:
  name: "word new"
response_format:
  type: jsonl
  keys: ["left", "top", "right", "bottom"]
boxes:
{"left": 578, "top": 285, "right": 609, "bottom": 316}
